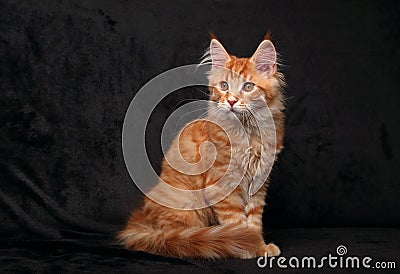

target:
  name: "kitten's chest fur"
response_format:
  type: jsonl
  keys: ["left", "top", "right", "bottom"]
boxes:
{"left": 231, "top": 135, "right": 265, "bottom": 203}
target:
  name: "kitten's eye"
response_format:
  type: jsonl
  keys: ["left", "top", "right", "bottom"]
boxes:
{"left": 219, "top": 81, "right": 229, "bottom": 91}
{"left": 243, "top": 82, "right": 255, "bottom": 92}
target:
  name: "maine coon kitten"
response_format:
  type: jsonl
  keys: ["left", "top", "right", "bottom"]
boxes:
{"left": 118, "top": 34, "right": 285, "bottom": 259}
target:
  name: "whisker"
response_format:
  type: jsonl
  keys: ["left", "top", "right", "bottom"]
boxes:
{"left": 282, "top": 96, "right": 295, "bottom": 103}
{"left": 193, "top": 86, "right": 210, "bottom": 97}
{"left": 172, "top": 98, "right": 205, "bottom": 110}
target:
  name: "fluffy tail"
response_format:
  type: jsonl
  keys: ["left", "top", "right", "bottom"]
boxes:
{"left": 118, "top": 216, "right": 262, "bottom": 259}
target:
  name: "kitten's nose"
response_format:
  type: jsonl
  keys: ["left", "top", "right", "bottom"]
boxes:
{"left": 227, "top": 99, "right": 238, "bottom": 107}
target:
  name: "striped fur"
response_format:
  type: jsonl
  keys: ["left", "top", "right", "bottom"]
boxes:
{"left": 119, "top": 35, "right": 285, "bottom": 259}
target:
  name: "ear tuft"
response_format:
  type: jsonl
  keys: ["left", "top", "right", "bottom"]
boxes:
{"left": 210, "top": 39, "right": 230, "bottom": 68}
{"left": 250, "top": 40, "right": 277, "bottom": 76}
{"left": 263, "top": 30, "right": 272, "bottom": 41}
{"left": 209, "top": 32, "right": 218, "bottom": 40}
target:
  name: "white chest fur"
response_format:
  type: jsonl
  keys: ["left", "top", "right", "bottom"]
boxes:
{"left": 230, "top": 131, "right": 276, "bottom": 203}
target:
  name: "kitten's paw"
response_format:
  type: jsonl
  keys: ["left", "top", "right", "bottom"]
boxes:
{"left": 257, "top": 243, "right": 281, "bottom": 257}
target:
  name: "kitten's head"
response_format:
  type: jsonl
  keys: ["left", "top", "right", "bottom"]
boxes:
{"left": 203, "top": 34, "right": 285, "bottom": 123}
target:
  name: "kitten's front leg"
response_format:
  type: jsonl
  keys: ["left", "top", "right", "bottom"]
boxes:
{"left": 212, "top": 189, "right": 247, "bottom": 226}
{"left": 207, "top": 161, "right": 248, "bottom": 226}
{"left": 247, "top": 184, "right": 281, "bottom": 257}
{"left": 212, "top": 189, "right": 264, "bottom": 259}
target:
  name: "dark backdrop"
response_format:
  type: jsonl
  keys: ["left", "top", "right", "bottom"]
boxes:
{"left": 1, "top": 0, "right": 400, "bottom": 241}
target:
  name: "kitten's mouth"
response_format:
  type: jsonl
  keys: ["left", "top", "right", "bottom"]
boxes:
{"left": 231, "top": 107, "right": 247, "bottom": 114}
{"left": 230, "top": 108, "right": 241, "bottom": 114}
{"left": 217, "top": 104, "right": 247, "bottom": 115}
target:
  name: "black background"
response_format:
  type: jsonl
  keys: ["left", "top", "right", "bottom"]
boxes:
{"left": 1, "top": 0, "right": 400, "bottom": 272}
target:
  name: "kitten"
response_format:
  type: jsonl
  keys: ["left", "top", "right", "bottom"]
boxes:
{"left": 118, "top": 34, "right": 285, "bottom": 259}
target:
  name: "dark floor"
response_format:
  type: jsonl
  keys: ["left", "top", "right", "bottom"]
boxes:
{"left": 1, "top": 228, "right": 398, "bottom": 273}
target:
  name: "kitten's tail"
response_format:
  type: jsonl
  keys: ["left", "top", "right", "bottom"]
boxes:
{"left": 117, "top": 213, "right": 262, "bottom": 259}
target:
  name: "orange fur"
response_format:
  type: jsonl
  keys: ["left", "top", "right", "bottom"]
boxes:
{"left": 118, "top": 35, "right": 285, "bottom": 259}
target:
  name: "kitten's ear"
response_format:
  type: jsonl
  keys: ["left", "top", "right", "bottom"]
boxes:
{"left": 210, "top": 39, "right": 230, "bottom": 67}
{"left": 250, "top": 40, "right": 277, "bottom": 76}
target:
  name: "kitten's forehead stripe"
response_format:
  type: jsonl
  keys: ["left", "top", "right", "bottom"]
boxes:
{"left": 226, "top": 57, "right": 251, "bottom": 79}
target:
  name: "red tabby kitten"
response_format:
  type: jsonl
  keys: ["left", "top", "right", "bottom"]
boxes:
{"left": 118, "top": 34, "right": 285, "bottom": 259}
